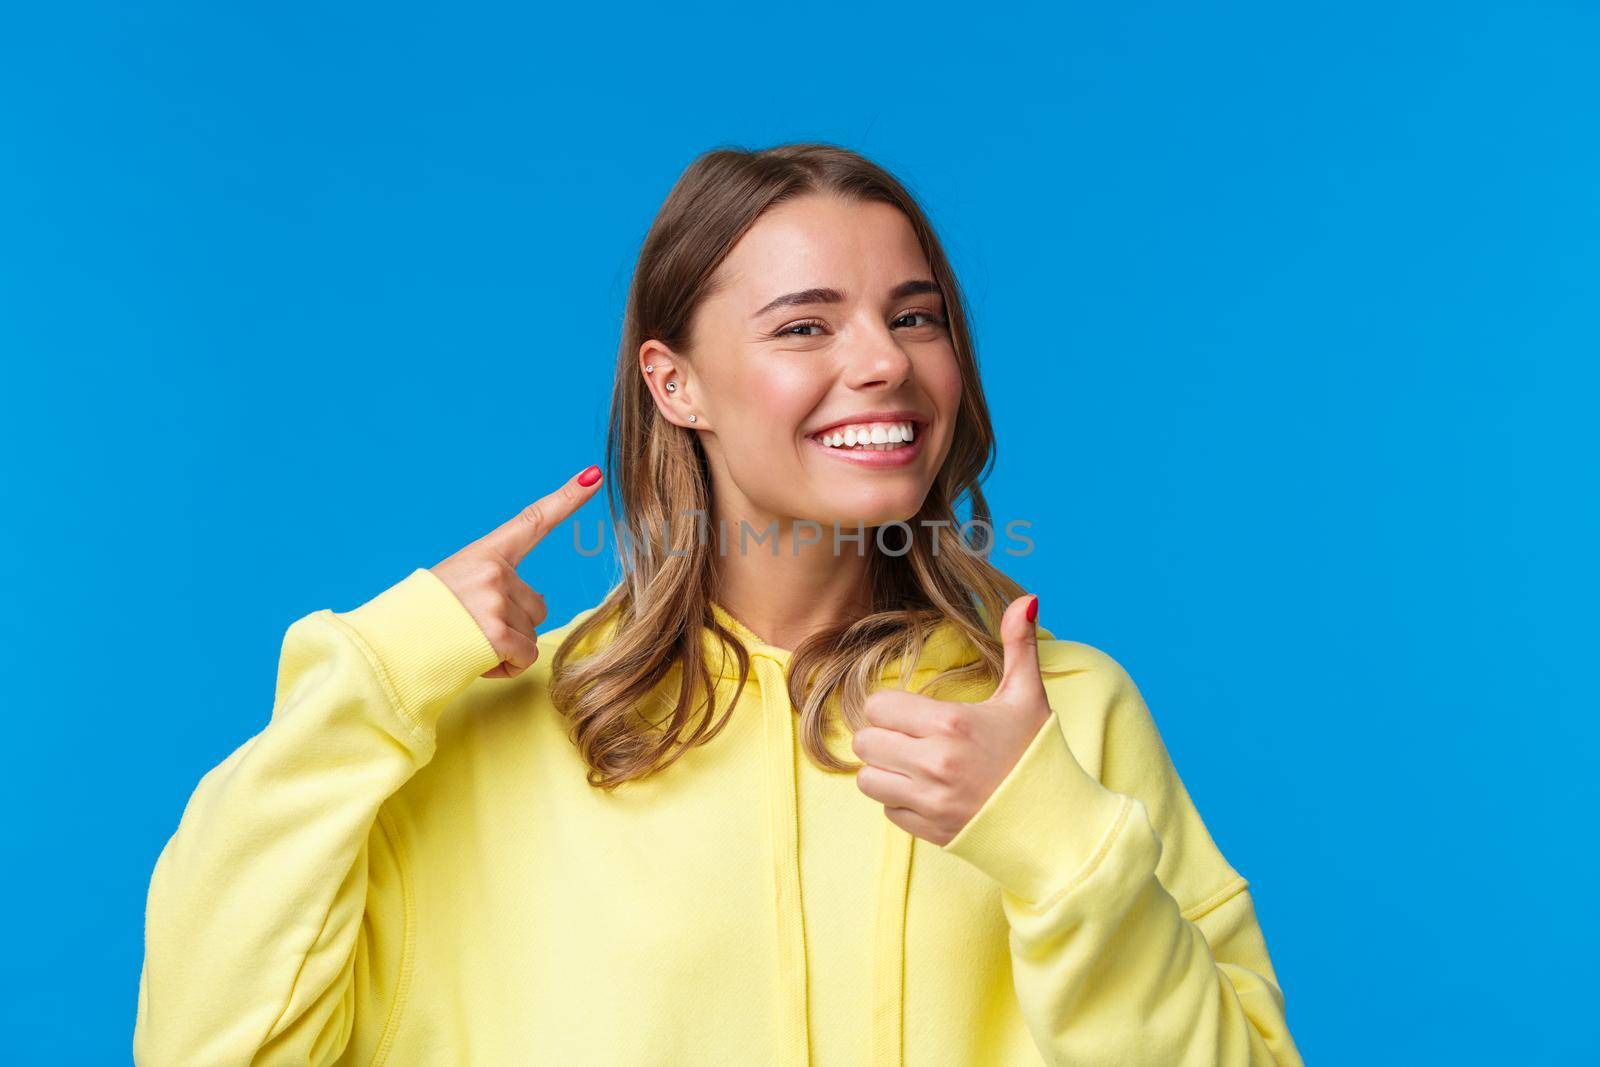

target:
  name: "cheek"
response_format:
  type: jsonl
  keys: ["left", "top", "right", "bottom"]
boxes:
{"left": 924, "top": 350, "right": 965, "bottom": 422}
{"left": 736, "top": 363, "right": 829, "bottom": 443}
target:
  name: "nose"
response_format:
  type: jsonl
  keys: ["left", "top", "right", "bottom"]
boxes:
{"left": 841, "top": 319, "right": 914, "bottom": 391}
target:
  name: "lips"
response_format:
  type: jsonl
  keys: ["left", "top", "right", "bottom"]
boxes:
{"left": 803, "top": 422, "right": 925, "bottom": 468}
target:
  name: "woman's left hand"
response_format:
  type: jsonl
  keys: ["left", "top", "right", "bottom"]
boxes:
{"left": 853, "top": 594, "right": 1050, "bottom": 846}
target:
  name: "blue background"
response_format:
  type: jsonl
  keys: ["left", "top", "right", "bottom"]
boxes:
{"left": 4, "top": 3, "right": 1595, "bottom": 1063}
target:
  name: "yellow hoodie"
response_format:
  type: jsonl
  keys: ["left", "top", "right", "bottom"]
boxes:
{"left": 134, "top": 567, "right": 1304, "bottom": 1065}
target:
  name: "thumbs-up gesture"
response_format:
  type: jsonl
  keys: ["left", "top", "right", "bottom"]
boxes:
{"left": 429, "top": 465, "right": 605, "bottom": 679}
{"left": 853, "top": 594, "right": 1050, "bottom": 846}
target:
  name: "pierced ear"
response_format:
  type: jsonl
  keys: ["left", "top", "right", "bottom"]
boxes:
{"left": 638, "top": 342, "right": 703, "bottom": 428}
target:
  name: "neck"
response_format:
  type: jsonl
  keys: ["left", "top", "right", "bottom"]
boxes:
{"left": 708, "top": 506, "right": 873, "bottom": 654}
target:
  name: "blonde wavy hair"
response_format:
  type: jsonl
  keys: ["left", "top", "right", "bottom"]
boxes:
{"left": 549, "top": 142, "right": 1028, "bottom": 789}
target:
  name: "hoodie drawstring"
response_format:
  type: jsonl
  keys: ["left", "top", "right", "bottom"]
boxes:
{"left": 753, "top": 653, "right": 811, "bottom": 1067}
{"left": 751, "top": 651, "right": 910, "bottom": 1067}
{"left": 870, "top": 819, "right": 913, "bottom": 1067}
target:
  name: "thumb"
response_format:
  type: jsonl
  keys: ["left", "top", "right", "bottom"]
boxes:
{"left": 992, "top": 593, "right": 1044, "bottom": 704}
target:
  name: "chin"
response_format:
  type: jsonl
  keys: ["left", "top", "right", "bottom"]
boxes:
{"left": 806, "top": 485, "right": 930, "bottom": 531}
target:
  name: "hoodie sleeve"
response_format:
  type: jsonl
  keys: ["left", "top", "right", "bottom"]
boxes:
{"left": 940, "top": 641, "right": 1305, "bottom": 1066}
{"left": 133, "top": 568, "right": 503, "bottom": 1067}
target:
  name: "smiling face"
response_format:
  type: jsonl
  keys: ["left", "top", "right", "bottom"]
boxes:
{"left": 642, "top": 194, "right": 964, "bottom": 531}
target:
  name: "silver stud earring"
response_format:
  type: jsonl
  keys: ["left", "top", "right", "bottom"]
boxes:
{"left": 689, "top": 415, "right": 698, "bottom": 422}
{"left": 645, "top": 364, "right": 654, "bottom": 373}
{"left": 666, "top": 381, "right": 677, "bottom": 393}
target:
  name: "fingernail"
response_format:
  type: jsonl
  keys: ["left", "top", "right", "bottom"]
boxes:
{"left": 577, "top": 464, "right": 602, "bottom": 487}
{"left": 1025, "top": 595, "right": 1039, "bottom": 622}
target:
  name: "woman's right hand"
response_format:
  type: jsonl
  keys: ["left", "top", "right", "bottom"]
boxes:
{"left": 430, "top": 464, "right": 604, "bottom": 679}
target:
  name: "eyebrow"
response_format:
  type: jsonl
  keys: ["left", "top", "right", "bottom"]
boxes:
{"left": 751, "top": 279, "right": 942, "bottom": 319}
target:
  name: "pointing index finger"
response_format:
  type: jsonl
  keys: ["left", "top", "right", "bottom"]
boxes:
{"left": 479, "top": 464, "right": 604, "bottom": 565}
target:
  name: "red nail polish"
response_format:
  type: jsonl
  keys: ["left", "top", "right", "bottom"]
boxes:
{"left": 1025, "top": 595, "right": 1039, "bottom": 622}
{"left": 577, "top": 464, "right": 602, "bottom": 487}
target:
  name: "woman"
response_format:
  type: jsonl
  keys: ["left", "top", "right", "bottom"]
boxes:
{"left": 134, "top": 143, "right": 1304, "bottom": 1066}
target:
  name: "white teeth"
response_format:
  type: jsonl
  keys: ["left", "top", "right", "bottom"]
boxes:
{"left": 812, "top": 420, "right": 920, "bottom": 451}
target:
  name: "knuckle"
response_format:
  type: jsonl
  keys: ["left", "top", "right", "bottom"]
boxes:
{"left": 921, "top": 799, "right": 940, "bottom": 823}
{"left": 475, "top": 556, "right": 504, "bottom": 587}
{"left": 925, "top": 748, "right": 960, "bottom": 784}
{"left": 934, "top": 707, "right": 970, "bottom": 740}
{"left": 931, "top": 791, "right": 965, "bottom": 825}
{"left": 518, "top": 501, "right": 548, "bottom": 537}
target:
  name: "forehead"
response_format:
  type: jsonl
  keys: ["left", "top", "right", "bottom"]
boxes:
{"left": 711, "top": 195, "right": 931, "bottom": 305}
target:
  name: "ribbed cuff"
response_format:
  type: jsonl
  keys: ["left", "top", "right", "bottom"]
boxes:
{"left": 332, "top": 568, "right": 504, "bottom": 734}
{"left": 941, "top": 712, "right": 1133, "bottom": 908}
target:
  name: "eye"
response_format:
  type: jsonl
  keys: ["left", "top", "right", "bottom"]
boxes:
{"left": 769, "top": 310, "right": 948, "bottom": 339}
{"left": 894, "top": 310, "right": 948, "bottom": 329}
{"left": 773, "top": 319, "right": 826, "bottom": 338}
